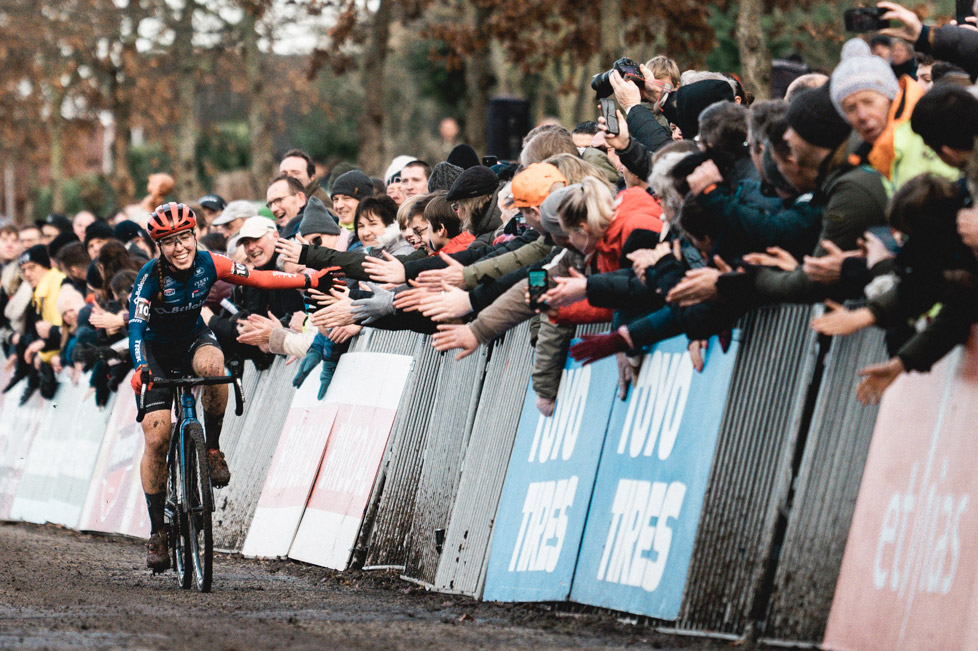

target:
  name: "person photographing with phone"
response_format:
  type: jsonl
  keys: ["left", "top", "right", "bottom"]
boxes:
{"left": 130, "top": 202, "right": 334, "bottom": 572}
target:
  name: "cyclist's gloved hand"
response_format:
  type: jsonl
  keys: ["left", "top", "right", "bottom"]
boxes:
{"left": 305, "top": 265, "right": 343, "bottom": 292}
{"left": 350, "top": 284, "right": 395, "bottom": 325}
{"left": 130, "top": 364, "right": 153, "bottom": 395}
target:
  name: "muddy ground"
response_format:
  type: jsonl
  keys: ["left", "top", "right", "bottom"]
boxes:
{"left": 0, "top": 522, "right": 736, "bottom": 649}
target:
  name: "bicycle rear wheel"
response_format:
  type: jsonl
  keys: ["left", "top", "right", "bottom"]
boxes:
{"left": 183, "top": 422, "right": 213, "bottom": 592}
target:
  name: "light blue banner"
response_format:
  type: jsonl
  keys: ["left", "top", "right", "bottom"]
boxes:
{"left": 483, "top": 352, "right": 618, "bottom": 602}
{"left": 569, "top": 333, "right": 740, "bottom": 619}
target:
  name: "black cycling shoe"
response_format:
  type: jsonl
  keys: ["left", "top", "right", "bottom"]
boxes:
{"left": 147, "top": 531, "right": 170, "bottom": 573}
{"left": 207, "top": 449, "right": 231, "bottom": 488}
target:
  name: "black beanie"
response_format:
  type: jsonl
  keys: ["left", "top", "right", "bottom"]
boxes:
{"left": 84, "top": 220, "right": 115, "bottom": 246}
{"left": 445, "top": 165, "right": 499, "bottom": 201}
{"left": 114, "top": 219, "right": 150, "bottom": 244}
{"left": 48, "top": 231, "right": 79, "bottom": 260}
{"left": 331, "top": 170, "right": 375, "bottom": 200}
{"left": 447, "top": 144, "right": 480, "bottom": 170}
{"left": 18, "top": 244, "right": 50, "bottom": 269}
{"left": 662, "top": 79, "right": 735, "bottom": 141}
{"left": 43, "top": 213, "right": 73, "bottom": 233}
{"left": 786, "top": 83, "right": 852, "bottom": 150}
{"left": 428, "top": 162, "right": 464, "bottom": 192}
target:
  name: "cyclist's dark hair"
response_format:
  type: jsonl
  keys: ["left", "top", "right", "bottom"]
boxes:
{"left": 281, "top": 149, "right": 316, "bottom": 179}
{"left": 268, "top": 174, "right": 306, "bottom": 196}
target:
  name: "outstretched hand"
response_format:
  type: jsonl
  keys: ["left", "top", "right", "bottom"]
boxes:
{"left": 419, "top": 283, "right": 473, "bottom": 322}
{"left": 811, "top": 300, "right": 876, "bottom": 336}
{"left": 743, "top": 246, "right": 798, "bottom": 271}
{"left": 415, "top": 252, "right": 466, "bottom": 290}
{"left": 363, "top": 250, "right": 406, "bottom": 284}
{"left": 543, "top": 268, "right": 588, "bottom": 308}
{"left": 431, "top": 323, "right": 479, "bottom": 360}
{"left": 802, "top": 240, "right": 861, "bottom": 285}
{"left": 856, "top": 357, "right": 905, "bottom": 405}
{"left": 666, "top": 256, "right": 731, "bottom": 306}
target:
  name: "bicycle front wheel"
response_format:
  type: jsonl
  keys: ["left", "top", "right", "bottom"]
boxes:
{"left": 183, "top": 422, "right": 213, "bottom": 592}
{"left": 168, "top": 442, "right": 191, "bottom": 590}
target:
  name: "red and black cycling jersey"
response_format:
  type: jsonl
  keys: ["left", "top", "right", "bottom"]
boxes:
{"left": 128, "top": 251, "right": 309, "bottom": 368}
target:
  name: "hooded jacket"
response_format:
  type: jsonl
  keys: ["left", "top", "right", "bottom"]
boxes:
{"left": 551, "top": 187, "right": 664, "bottom": 324}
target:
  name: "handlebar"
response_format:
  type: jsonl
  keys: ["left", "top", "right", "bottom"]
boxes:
{"left": 136, "top": 360, "right": 245, "bottom": 423}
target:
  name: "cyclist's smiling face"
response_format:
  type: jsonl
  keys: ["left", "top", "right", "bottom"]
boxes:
{"left": 159, "top": 230, "right": 197, "bottom": 270}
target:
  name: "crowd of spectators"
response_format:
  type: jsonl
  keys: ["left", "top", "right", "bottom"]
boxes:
{"left": 3, "top": 0, "right": 978, "bottom": 414}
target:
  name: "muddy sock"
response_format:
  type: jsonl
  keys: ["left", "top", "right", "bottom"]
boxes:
{"left": 203, "top": 410, "right": 224, "bottom": 451}
{"left": 145, "top": 492, "right": 166, "bottom": 535}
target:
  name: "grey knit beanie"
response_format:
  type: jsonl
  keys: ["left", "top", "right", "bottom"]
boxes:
{"left": 839, "top": 37, "right": 871, "bottom": 60}
{"left": 830, "top": 51, "right": 899, "bottom": 120}
{"left": 427, "top": 162, "right": 464, "bottom": 192}
{"left": 539, "top": 186, "right": 572, "bottom": 237}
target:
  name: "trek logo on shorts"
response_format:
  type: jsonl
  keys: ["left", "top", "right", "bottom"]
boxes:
{"left": 231, "top": 262, "right": 250, "bottom": 278}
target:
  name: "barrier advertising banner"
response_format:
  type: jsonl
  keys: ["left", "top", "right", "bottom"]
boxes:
{"left": 241, "top": 371, "right": 338, "bottom": 558}
{"left": 0, "top": 391, "right": 45, "bottom": 521}
{"left": 570, "top": 335, "right": 740, "bottom": 619}
{"left": 77, "top": 383, "right": 150, "bottom": 538}
{"left": 288, "top": 353, "right": 413, "bottom": 569}
{"left": 483, "top": 354, "right": 618, "bottom": 602}
{"left": 824, "top": 337, "right": 978, "bottom": 650}
{"left": 9, "top": 378, "right": 87, "bottom": 525}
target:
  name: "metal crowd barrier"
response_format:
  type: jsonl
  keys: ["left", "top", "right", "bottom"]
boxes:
{"left": 0, "top": 309, "right": 943, "bottom": 646}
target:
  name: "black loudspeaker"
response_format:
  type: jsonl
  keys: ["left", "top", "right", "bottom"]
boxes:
{"left": 486, "top": 98, "right": 531, "bottom": 162}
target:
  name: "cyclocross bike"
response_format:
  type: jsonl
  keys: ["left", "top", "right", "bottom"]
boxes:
{"left": 136, "top": 360, "right": 244, "bottom": 592}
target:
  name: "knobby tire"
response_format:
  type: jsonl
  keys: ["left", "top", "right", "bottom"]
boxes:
{"left": 184, "top": 422, "right": 213, "bottom": 592}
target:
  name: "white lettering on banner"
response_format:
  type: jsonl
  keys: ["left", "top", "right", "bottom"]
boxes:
{"left": 508, "top": 476, "right": 579, "bottom": 573}
{"left": 596, "top": 479, "right": 686, "bottom": 592}
{"left": 617, "top": 351, "right": 693, "bottom": 460}
{"left": 873, "top": 459, "right": 969, "bottom": 598}
{"left": 527, "top": 367, "right": 590, "bottom": 464}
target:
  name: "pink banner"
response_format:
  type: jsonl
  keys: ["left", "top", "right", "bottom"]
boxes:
{"left": 78, "top": 382, "right": 150, "bottom": 538}
{"left": 825, "top": 332, "right": 978, "bottom": 649}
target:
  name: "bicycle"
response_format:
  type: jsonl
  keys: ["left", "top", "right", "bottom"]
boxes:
{"left": 136, "top": 360, "right": 245, "bottom": 592}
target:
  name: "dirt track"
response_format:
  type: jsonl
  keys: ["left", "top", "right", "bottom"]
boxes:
{"left": 0, "top": 522, "right": 731, "bottom": 649}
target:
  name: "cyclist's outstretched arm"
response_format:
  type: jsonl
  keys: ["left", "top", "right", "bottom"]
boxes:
{"left": 210, "top": 252, "right": 324, "bottom": 290}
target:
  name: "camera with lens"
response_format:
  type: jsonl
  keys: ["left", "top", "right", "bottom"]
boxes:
{"left": 591, "top": 57, "right": 646, "bottom": 98}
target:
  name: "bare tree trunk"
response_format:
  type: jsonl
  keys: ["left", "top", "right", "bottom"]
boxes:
{"left": 463, "top": 4, "right": 492, "bottom": 154}
{"left": 357, "top": 0, "right": 393, "bottom": 176}
{"left": 49, "top": 94, "right": 66, "bottom": 214}
{"left": 109, "top": 47, "right": 136, "bottom": 205}
{"left": 599, "top": 0, "right": 623, "bottom": 68}
{"left": 242, "top": 4, "right": 275, "bottom": 196}
{"left": 737, "top": 0, "right": 771, "bottom": 100}
{"left": 173, "top": 0, "right": 199, "bottom": 200}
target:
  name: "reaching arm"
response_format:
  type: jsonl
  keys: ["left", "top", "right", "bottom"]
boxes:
{"left": 211, "top": 252, "right": 326, "bottom": 290}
